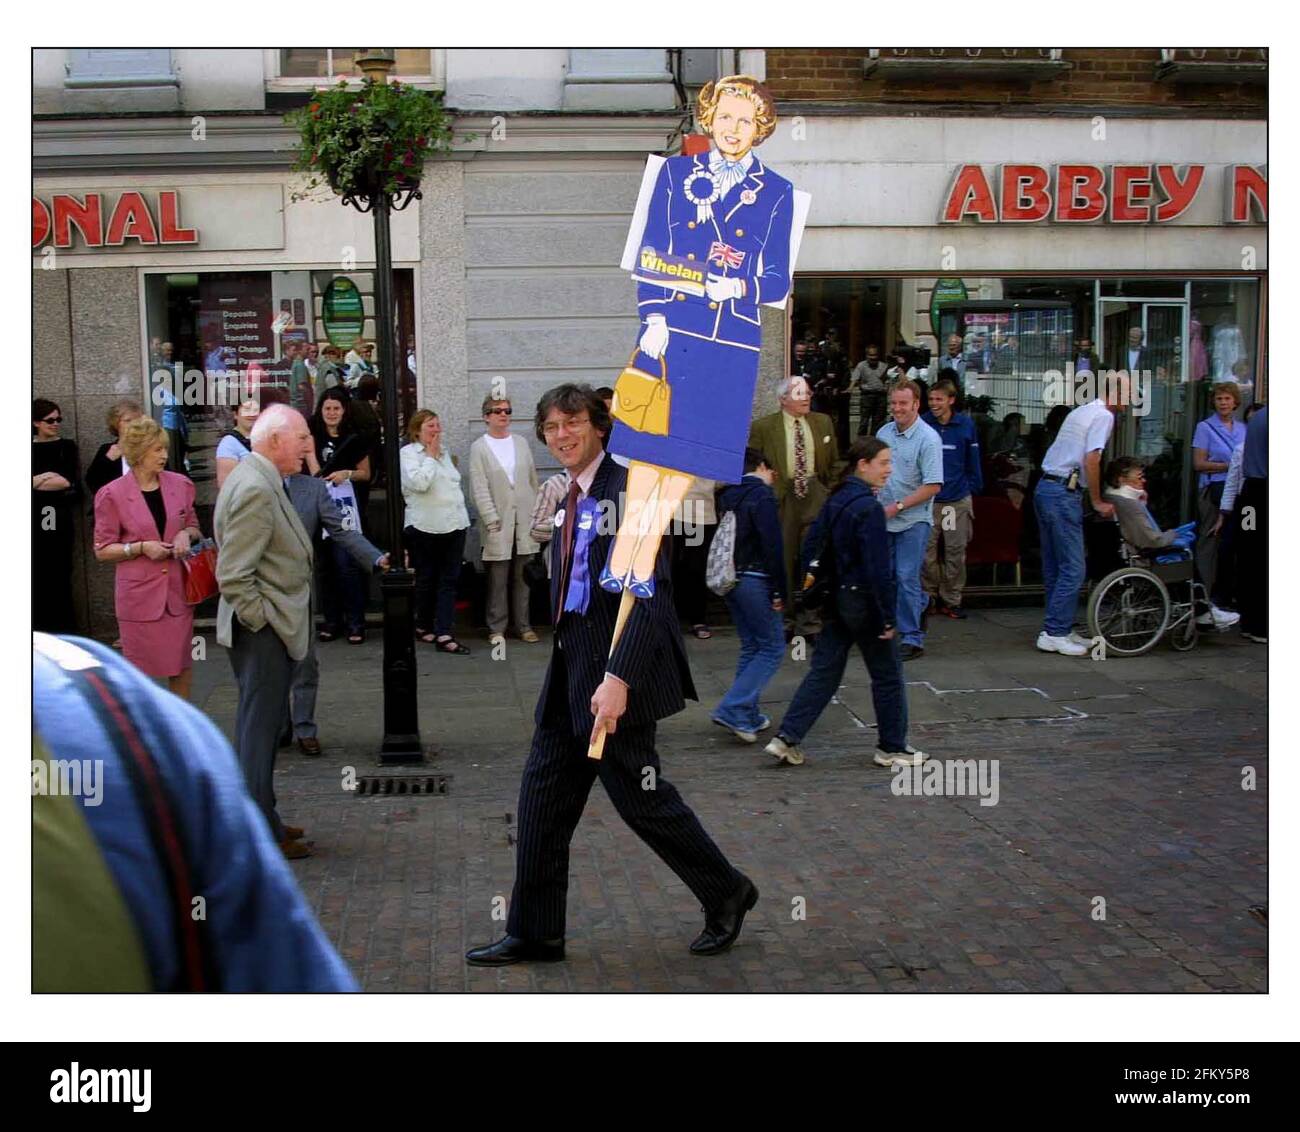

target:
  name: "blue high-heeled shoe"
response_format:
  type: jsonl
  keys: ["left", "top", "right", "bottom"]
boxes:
{"left": 627, "top": 573, "right": 655, "bottom": 600}
{"left": 598, "top": 562, "right": 625, "bottom": 593}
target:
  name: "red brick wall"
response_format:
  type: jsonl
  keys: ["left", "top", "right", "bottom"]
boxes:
{"left": 761, "top": 48, "right": 1266, "bottom": 114}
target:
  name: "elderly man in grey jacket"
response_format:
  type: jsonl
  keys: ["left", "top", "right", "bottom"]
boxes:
{"left": 469, "top": 394, "right": 540, "bottom": 645}
{"left": 215, "top": 404, "right": 315, "bottom": 857}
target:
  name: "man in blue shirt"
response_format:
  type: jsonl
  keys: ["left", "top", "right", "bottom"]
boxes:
{"left": 877, "top": 381, "right": 944, "bottom": 660}
{"left": 33, "top": 633, "right": 356, "bottom": 991}
{"left": 921, "top": 377, "right": 983, "bottom": 619}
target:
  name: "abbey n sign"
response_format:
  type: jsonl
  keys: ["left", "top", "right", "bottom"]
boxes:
{"left": 941, "top": 164, "right": 1267, "bottom": 225}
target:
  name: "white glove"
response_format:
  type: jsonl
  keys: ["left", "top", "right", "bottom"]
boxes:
{"left": 639, "top": 315, "right": 669, "bottom": 359}
{"left": 705, "top": 273, "right": 744, "bottom": 302}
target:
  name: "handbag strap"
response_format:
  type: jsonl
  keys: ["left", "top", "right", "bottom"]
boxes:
{"left": 64, "top": 664, "right": 215, "bottom": 991}
{"left": 629, "top": 349, "right": 667, "bottom": 382}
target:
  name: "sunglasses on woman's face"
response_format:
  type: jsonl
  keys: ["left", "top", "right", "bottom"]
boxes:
{"left": 40, "top": 416, "right": 62, "bottom": 424}
{"left": 488, "top": 408, "right": 512, "bottom": 415}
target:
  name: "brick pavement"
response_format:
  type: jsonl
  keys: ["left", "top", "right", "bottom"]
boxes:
{"left": 190, "top": 605, "right": 1268, "bottom": 992}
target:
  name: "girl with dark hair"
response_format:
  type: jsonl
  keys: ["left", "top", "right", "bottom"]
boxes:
{"left": 765, "top": 437, "right": 925, "bottom": 768}
{"left": 307, "top": 387, "right": 372, "bottom": 643}
{"left": 32, "top": 397, "right": 83, "bottom": 633}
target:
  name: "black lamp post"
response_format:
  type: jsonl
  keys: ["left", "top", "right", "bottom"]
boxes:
{"left": 344, "top": 48, "right": 423, "bottom": 764}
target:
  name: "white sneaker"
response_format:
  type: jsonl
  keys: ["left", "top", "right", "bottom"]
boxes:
{"left": 1067, "top": 631, "right": 1093, "bottom": 647}
{"left": 874, "top": 745, "right": 926, "bottom": 768}
{"left": 1037, "top": 632, "right": 1088, "bottom": 657}
{"left": 1195, "top": 605, "right": 1240, "bottom": 630}
{"left": 765, "top": 736, "right": 805, "bottom": 766}
{"left": 712, "top": 717, "right": 757, "bottom": 744}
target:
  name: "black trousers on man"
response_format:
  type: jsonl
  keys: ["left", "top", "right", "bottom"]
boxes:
{"left": 506, "top": 717, "right": 740, "bottom": 941}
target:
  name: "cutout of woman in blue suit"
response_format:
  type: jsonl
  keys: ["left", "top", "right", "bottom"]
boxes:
{"left": 602, "top": 76, "right": 802, "bottom": 596}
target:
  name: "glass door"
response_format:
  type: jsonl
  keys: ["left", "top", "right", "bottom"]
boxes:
{"left": 1098, "top": 297, "right": 1190, "bottom": 524}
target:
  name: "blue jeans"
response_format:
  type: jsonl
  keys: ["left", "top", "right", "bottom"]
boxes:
{"left": 778, "top": 587, "right": 908, "bottom": 752}
{"left": 1034, "top": 478, "right": 1085, "bottom": 636}
{"left": 889, "top": 523, "right": 931, "bottom": 647}
{"left": 713, "top": 573, "right": 785, "bottom": 731}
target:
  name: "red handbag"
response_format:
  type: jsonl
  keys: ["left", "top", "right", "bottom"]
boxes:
{"left": 182, "top": 539, "right": 219, "bottom": 605}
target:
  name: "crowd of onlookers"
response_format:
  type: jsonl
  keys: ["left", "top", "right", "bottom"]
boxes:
{"left": 34, "top": 350, "right": 1268, "bottom": 829}
{"left": 31, "top": 352, "right": 1270, "bottom": 991}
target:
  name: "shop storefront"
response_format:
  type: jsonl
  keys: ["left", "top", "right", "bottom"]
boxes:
{"left": 762, "top": 115, "right": 1267, "bottom": 593}
{"left": 33, "top": 174, "right": 421, "bottom": 515}
{"left": 32, "top": 172, "right": 421, "bottom": 631}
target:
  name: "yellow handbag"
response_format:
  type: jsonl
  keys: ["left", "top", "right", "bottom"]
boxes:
{"left": 611, "top": 351, "right": 671, "bottom": 436}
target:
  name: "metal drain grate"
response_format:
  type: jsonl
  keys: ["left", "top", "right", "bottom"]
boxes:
{"left": 354, "top": 774, "right": 451, "bottom": 797}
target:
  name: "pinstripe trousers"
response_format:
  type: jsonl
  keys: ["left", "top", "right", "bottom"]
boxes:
{"left": 507, "top": 719, "right": 741, "bottom": 941}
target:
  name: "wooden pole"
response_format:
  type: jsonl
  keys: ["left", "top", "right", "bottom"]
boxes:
{"left": 587, "top": 588, "right": 638, "bottom": 760}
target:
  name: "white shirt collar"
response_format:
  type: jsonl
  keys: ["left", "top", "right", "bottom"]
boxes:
{"left": 568, "top": 453, "right": 603, "bottom": 497}
{"left": 708, "top": 147, "right": 755, "bottom": 174}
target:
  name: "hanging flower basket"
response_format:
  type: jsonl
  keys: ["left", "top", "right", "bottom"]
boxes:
{"left": 287, "top": 77, "right": 455, "bottom": 204}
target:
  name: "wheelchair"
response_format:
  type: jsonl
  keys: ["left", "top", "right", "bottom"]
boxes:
{"left": 1085, "top": 542, "right": 1202, "bottom": 657}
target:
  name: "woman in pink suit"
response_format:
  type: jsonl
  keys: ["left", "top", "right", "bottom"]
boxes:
{"left": 94, "top": 417, "right": 203, "bottom": 699}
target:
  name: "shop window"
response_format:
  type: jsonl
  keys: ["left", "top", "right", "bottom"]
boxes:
{"left": 790, "top": 273, "right": 1263, "bottom": 587}
{"left": 65, "top": 49, "right": 175, "bottom": 87}
{"left": 144, "top": 268, "right": 416, "bottom": 510}
{"left": 272, "top": 49, "right": 439, "bottom": 86}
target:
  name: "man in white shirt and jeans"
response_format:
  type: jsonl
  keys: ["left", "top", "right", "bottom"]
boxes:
{"left": 1034, "top": 376, "right": 1127, "bottom": 656}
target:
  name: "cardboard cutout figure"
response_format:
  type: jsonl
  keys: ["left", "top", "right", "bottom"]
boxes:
{"left": 589, "top": 75, "right": 810, "bottom": 758}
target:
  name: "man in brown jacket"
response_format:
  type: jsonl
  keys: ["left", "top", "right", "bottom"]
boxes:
{"left": 747, "top": 376, "right": 841, "bottom": 631}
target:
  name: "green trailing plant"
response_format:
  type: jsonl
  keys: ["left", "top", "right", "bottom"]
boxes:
{"left": 287, "top": 78, "right": 456, "bottom": 202}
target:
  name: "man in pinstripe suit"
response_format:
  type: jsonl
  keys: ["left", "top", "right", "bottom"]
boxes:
{"left": 466, "top": 385, "right": 757, "bottom": 966}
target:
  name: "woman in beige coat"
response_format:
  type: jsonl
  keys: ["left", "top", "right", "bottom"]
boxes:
{"left": 469, "top": 394, "right": 540, "bottom": 644}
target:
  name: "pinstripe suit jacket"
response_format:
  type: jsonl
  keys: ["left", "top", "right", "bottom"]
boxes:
{"left": 538, "top": 454, "right": 696, "bottom": 734}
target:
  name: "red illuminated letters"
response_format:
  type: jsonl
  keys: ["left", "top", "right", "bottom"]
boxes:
{"left": 1153, "top": 165, "right": 1204, "bottom": 222}
{"left": 32, "top": 199, "right": 51, "bottom": 248}
{"left": 1054, "top": 165, "right": 1106, "bottom": 222}
{"left": 32, "top": 190, "right": 198, "bottom": 249}
{"left": 941, "top": 165, "right": 997, "bottom": 223}
{"left": 105, "top": 192, "right": 159, "bottom": 245}
{"left": 1000, "top": 165, "right": 1052, "bottom": 223}
{"left": 52, "top": 193, "right": 104, "bottom": 248}
{"left": 1110, "top": 165, "right": 1154, "bottom": 223}
{"left": 1228, "top": 165, "right": 1268, "bottom": 223}
{"left": 939, "top": 162, "right": 1255, "bottom": 225}
{"left": 158, "top": 190, "right": 198, "bottom": 243}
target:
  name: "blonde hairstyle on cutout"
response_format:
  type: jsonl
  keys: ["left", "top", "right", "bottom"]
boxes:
{"left": 696, "top": 75, "right": 778, "bottom": 146}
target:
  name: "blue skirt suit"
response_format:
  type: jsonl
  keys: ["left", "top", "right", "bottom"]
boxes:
{"left": 610, "top": 151, "right": 795, "bottom": 484}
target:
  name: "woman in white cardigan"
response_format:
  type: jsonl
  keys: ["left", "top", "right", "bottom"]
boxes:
{"left": 401, "top": 409, "right": 471, "bottom": 653}
{"left": 469, "top": 395, "right": 540, "bottom": 645}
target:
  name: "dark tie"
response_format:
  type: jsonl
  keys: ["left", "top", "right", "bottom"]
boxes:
{"left": 555, "top": 479, "right": 581, "bottom": 623}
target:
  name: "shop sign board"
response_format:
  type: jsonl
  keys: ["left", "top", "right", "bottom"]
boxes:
{"left": 940, "top": 164, "right": 1267, "bottom": 225}
{"left": 321, "top": 278, "right": 365, "bottom": 347}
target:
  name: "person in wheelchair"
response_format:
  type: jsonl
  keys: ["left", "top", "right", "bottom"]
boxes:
{"left": 1102, "top": 457, "right": 1240, "bottom": 631}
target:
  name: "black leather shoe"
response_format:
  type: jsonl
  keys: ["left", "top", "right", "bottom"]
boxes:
{"left": 690, "top": 875, "right": 758, "bottom": 956}
{"left": 465, "top": 935, "right": 565, "bottom": 967}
